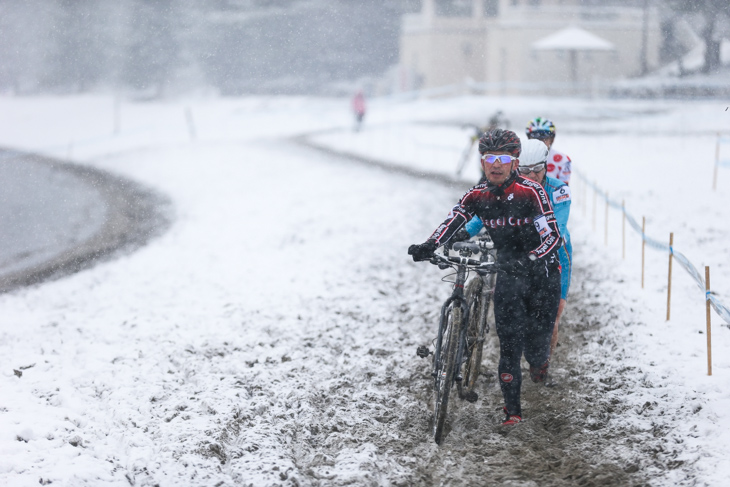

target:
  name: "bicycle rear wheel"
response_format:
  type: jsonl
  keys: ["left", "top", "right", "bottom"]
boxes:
{"left": 461, "top": 273, "right": 495, "bottom": 392}
{"left": 433, "top": 304, "right": 461, "bottom": 445}
{"left": 461, "top": 277, "right": 483, "bottom": 392}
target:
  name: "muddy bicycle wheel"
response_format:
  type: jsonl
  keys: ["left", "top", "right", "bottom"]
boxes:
{"left": 433, "top": 303, "right": 461, "bottom": 445}
{"left": 461, "top": 272, "right": 496, "bottom": 393}
{"left": 461, "top": 277, "right": 483, "bottom": 392}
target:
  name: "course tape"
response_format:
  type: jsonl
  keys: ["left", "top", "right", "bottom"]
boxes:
{"left": 576, "top": 170, "right": 730, "bottom": 326}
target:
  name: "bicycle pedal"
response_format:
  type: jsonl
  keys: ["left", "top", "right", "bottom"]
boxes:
{"left": 464, "top": 391, "right": 479, "bottom": 403}
{"left": 416, "top": 346, "right": 432, "bottom": 358}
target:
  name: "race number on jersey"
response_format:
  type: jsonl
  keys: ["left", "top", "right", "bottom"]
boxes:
{"left": 533, "top": 214, "right": 553, "bottom": 238}
{"left": 552, "top": 185, "right": 571, "bottom": 204}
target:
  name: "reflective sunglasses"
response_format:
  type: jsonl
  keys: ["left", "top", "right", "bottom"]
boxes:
{"left": 481, "top": 154, "right": 516, "bottom": 165}
{"left": 518, "top": 163, "right": 547, "bottom": 175}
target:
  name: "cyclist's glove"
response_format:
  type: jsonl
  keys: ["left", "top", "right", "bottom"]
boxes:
{"left": 451, "top": 228, "right": 471, "bottom": 243}
{"left": 408, "top": 241, "right": 437, "bottom": 262}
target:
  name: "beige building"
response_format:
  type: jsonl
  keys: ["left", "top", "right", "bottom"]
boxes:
{"left": 399, "top": 0, "right": 662, "bottom": 94}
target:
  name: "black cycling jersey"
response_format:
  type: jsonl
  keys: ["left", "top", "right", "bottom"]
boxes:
{"left": 428, "top": 171, "right": 561, "bottom": 263}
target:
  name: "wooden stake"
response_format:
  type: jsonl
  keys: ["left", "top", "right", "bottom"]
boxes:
{"left": 641, "top": 217, "right": 645, "bottom": 289}
{"left": 713, "top": 133, "right": 720, "bottom": 191}
{"left": 622, "top": 200, "right": 626, "bottom": 259}
{"left": 604, "top": 192, "right": 609, "bottom": 245}
{"left": 705, "top": 266, "right": 712, "bottom": 376}
{"left": 666, "top": 233, "right": 673, "bottom": 321}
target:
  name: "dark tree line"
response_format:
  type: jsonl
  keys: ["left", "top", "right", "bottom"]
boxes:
{"left": 0, "top": 0, "right": 418, "bottom": 96}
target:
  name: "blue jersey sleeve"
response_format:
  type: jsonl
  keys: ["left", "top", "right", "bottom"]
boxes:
{"left": 465, "top": 215, "right": 484, "bottom": 237}
{"left": 559, "top": 236, "right": 572, "bottom": 299}
{"left": 546, "top": 177, "right": 572, "bottom": 299}
{"left": 546, "top": 177, "right": 571, "bottom": 238}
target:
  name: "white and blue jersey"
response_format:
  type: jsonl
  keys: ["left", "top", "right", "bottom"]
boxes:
{"left": 465, "top": 176, "right": 572, "bottom": 299}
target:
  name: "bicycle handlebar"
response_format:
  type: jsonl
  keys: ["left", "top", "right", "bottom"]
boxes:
{"left": 429, "top": 253, "right": 495, "bottom": 271}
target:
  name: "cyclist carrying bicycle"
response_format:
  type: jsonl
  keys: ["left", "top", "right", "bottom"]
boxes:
{"left": 408, "top": 129, "right": 562, "bottom": 426}
{"left": 461, "top": 139, "right": 572, "bottom": 368}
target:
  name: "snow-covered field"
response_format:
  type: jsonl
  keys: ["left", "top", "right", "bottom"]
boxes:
{"left": 1, "top": 94, "right": 729, "bottom": 486}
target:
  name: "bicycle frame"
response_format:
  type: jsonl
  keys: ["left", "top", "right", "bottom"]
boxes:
{"left": 430, "top": 242, "right": 494, "bottom": 387}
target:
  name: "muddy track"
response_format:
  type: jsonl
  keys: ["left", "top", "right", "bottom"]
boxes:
{"left": 183, "top": 140, "right": 699, "bottom": 486}
{"left": 202, "top": 257, "right": 696, "bottom": 486}
{"left": 0, "top": 149, "right": 172, "bottom": 293}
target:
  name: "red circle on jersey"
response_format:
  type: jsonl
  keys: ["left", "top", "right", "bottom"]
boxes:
{"left": 553, "top": 154, "right": 563, "bottom": 162}
{"left": 547, "top": 163, "right": 556, "bottom": 172}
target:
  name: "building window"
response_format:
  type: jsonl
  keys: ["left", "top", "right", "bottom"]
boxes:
{"left": 484, "top": 0, "right": 499, "bottom": 17}
{"left": 435, "top": 0, "right": 472, "bottom": 17}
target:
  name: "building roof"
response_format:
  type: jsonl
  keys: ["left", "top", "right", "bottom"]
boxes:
{"left": 532, "top": 27, "right": 615, "bottom": 52}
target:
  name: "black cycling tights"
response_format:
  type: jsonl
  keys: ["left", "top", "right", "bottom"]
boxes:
{"left": 494, "top": 266, "right": 561, "bottom": 416}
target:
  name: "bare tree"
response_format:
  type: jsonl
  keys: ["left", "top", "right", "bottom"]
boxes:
{"left": 667, "top": 0, "right": 729, "bottom": 73}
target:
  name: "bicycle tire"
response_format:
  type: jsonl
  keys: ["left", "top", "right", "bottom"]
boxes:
{"left": 461, "top": 277, "right": 483, "bottom": 392}
{"left": 433, "top": 304, "right": 461, "bottom": 445}
{"left": 461, "top": 273, "right": 496, "bottom": 392}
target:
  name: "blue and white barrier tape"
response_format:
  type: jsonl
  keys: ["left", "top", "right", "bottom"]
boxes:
{"left": 577, "top": 170, "right": 730, "bottom": 325}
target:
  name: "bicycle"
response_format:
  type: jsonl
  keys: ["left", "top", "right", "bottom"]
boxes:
{"left": 461, "top": 234, "right": 497, "bottom": 396}
{"left": 416, "top": 236, "right": 497, "bottom": 444}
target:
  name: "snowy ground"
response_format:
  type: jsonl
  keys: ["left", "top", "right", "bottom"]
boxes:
{"left": 1, "top": 94, "right": 729, "bottom": 486}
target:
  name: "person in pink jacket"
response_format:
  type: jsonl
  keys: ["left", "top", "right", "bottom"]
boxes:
{"left": 352, "top": 90, "right": 366, "bottom": 131}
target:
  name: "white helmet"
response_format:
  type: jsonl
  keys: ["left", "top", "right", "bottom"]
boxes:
{"left": 519, "top": 138, "right": 549, "bottom": 166}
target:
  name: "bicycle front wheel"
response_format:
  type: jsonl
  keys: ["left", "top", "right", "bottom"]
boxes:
{"left": 433, "top": 303, "right": 461, "bottom": 445}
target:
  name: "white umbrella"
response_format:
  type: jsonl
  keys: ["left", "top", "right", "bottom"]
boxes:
{"left": 532, "top": 27, "right": 615, "bottom": 87}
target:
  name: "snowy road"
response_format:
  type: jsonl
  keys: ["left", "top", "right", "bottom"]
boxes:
{"left": 1, "top": 95, "right": 728, "bottom": 486}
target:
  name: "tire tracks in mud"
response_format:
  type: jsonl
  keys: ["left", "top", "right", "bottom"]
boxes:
{"left": 207, "top": 259, "right": 698, "bottom": 486}
{"left": 195, "top": 138, "right": 700, "bottom": 486}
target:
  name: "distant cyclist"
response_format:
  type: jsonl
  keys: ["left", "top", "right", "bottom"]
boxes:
{"left": 456, "top": 110, "right": 509, "bottom": 177}
{"left": 461, "top": 139, "right": 572, "bottom": 367}
{"left": 525, "top": 117, "right": 571, "bottom": 185}
{"left": 408, "top": 129, "right": 562, "bottom": 426}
